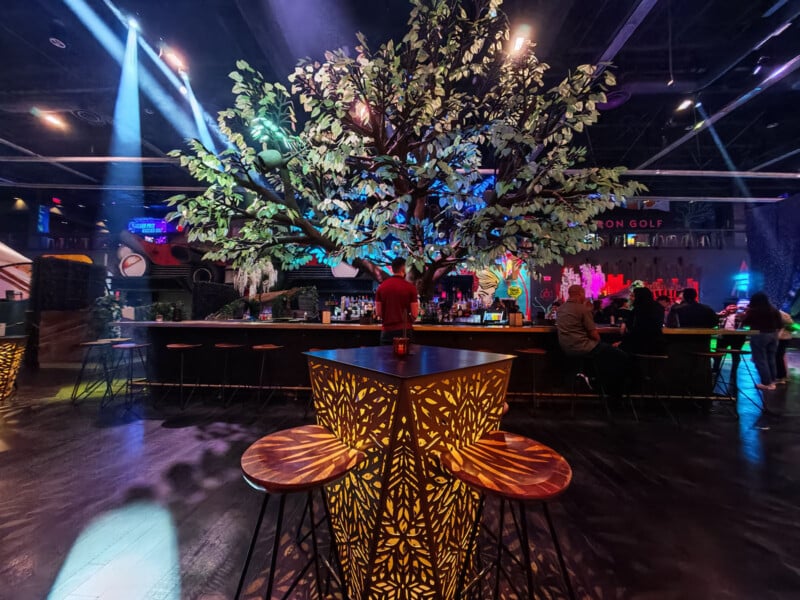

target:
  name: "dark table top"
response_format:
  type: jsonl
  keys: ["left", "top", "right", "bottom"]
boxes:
{"left": 305, "top": 344, "right": 515, "bottom": 379}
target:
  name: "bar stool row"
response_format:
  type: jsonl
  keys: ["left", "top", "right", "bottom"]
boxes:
{"left": 72, "top": 339, "right": 285, "bottom": 409}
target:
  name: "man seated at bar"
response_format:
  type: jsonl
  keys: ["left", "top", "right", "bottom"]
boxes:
{"left": 375, "top": 257, "right": 420, "bottom": 345}
{"left": 666, "top": 287, "right": 718, "bottom": 328}
{"left": 557, "top": 284, "right": 629, "bottom": 397}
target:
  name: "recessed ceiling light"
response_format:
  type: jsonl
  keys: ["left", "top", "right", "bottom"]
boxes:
{"left": 49, "top": 37, "right": 66, "bottom": 49}
{"left": 766, "top": 122, "right": 779, "bottom": 128}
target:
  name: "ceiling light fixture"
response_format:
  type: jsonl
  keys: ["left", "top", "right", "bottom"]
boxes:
{"left": 676, "top": 99, "right": 693, "bottom": 111}
{"left": 127, "top": 17, "right": 139, "bottom": 31}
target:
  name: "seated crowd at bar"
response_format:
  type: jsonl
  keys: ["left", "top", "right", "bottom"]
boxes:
{"left": 556, "top": 284, "right": 792, "bottom": 397}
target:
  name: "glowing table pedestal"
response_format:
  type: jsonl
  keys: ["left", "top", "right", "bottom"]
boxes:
{"left": 306, "top": 345, "right": 513, "bottom": 600}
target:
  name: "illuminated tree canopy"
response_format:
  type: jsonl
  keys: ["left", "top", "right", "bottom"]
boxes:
{"left": 168, "top": 0, "right": 644, "bottom": 298}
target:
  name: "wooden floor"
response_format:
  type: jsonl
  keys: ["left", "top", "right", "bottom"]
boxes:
{"left": 1, "top": 351, "right": 799, "bottom": 599}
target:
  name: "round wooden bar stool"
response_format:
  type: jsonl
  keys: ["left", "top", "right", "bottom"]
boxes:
{"left": 515, "top": 348, "right": 548, "bottom": 408}
{"left": 71, "top": 338, "right": 130, "bottom": 404}
{"left": 111, "top": 342, "right": 150, "bottom": 408}
{"left": 235, "top": 424, "right": 366, "bottom": 600}
{"left": 213, "top": 342, "right": 245, "bottom": 405}
{"left": 165, "top": 343, "right": 202, "bottom": 409}
{"left": 440, "top": 431, "right": 575, "bottom": 600}
{"left": 252, "top": 343, "right": 284, "bottom": 408}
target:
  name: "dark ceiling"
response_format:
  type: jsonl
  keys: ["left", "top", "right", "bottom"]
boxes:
{"left": 1, "top": 0, "right": 799, "bottom": 214}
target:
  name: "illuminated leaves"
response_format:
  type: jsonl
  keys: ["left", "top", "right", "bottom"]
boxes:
{"left": 169, "top": 0, "right": 643, "bottom": 294}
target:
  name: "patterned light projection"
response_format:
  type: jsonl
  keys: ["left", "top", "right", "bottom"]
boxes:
{"left": 0, "top": 336, "right": 26, "bottom": 402}
{"left": 307, "top": 354, "right": 512, "bottom": 599}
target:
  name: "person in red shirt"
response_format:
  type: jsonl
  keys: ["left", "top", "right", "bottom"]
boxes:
{"left": 375, "top": 257, "right": 420, "bottom": 345}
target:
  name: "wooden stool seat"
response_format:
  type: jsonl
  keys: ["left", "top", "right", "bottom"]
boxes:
{"left": 236, "top": 424, "right": 365, "bottom": 599}
{"left": 79, "top": 340, "right": 114, "bottom": 348}
{"left": 441, "top": 430, "right": 571, "bottom": 501}
{"left": 99, "top": 337, "right": 131, "bottom": 344}
{"left": 166, "top": 343, "right": 202, "bottom": 350}
{"left": 721, "top": 348, "right": 750, "bottom": 355}
{"left": 214, "top": 342, "right": 245, "bottom": 349}
{"left": 242, "top": 424, "right": 365, "bottom": 493}
{"left": 253, "top": 343, "right": 283, "bottom": 352}
{"left": 112, "top": 342, "right": 149, "bottom": 351}
{"left": 441, "top": 430, "right": 575, "bottom": 599}
{"left": 515, "top": 347, "right": 547, "bottom": 356}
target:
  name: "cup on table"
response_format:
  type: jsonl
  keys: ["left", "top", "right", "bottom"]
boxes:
{"left": 393, "top": 337, "right": 410, "bottom": 357}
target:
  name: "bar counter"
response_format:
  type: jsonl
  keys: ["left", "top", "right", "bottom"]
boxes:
{"left": 120, "top": 320, "right": 747, "bottom": 398}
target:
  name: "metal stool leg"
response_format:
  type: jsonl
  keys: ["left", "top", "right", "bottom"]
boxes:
{"left": 70, "top": 347, "right": 93, "bottom": 404}
{"left": 516, "top": 502, "right": 535, "bottom": 600}
{"left": 493, "top": 498, "right": 506, "bottom": 600}
{"left": 234, "top": 493, "right": 271, "bottom": 600}
{"left": 542, "top": 502, "right": 576, "bottom": 600}
{"left": 265, "top": 494, "right": 287, "bottom": 600}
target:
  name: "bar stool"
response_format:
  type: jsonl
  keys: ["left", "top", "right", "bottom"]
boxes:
{"left": 111, "top": 342, "right": 150, "bottom": 408}
{"left": 515, "top": 348, "right": 547, "bottom": 408}
{"left": 252, "top": 343, "right": 284, "bottom": 407}
{"left": 71, "top": 338, "right": 129, "bottom": 404}
{"left": 440, "top": 431, "right": 575, "bottom": 600}
{"left": 235, "top": 424, "right": 366, "bottom": 600}
{"left": 628, "top": 354, "right": 674, "bottom": 423}
{"left": 214, "top": 342, "right": 245, "bottom": 405}
{"left": 165, "top": 343, "right": 202, "bottom": 409}
{"left": 566, "top": 355, "right": 607, "bottom": 417}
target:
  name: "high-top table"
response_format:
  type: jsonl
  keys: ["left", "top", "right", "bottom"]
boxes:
{"left": 305, "top": 345, "right": 515, "bottom": 600}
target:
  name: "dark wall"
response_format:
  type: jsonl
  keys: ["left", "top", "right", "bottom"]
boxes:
{"left": 746, "top": 195, "right": 800, "bottom": 310}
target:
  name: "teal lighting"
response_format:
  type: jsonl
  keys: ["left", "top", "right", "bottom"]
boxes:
{"left": 47, "top": 501, "right": 180, "bottom": 599}
{"left": 103, "top": 25, "right": 143, "bottom": 220}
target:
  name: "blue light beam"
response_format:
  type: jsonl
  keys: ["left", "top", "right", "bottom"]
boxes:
{"left": 64, "top": 0, "right": 196, "bottom": 140}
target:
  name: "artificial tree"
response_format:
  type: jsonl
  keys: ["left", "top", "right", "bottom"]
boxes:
{"left": 168, "top": 0, "right": 644, "bottom": 300}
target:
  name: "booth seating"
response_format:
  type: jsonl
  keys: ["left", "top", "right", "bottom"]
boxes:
{"left": 235, "top": 424, "right": 366, "bottom": 600}
{"left": 440, "top": 431, "right": 575, "bottom": 600}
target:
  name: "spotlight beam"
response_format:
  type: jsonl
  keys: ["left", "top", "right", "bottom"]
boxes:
{"left": 64, "top": 0, "right": 196, "bottom": 141}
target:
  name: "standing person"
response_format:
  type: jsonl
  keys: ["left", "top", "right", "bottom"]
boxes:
{"left": 619, "top": 287, "right": 666, "bottom": 355}
{"left": 666, "top": 288, "right": 718, "bottom": 328}
{"left": 741, "top": 292, "right": 782, "bottom": 391}
{"left": 714, "top": 303, "right": 745, "bottom": 384}
{"left": 775, "top": 309, "right": 795, "bottom": 384}
{"left": 557, "top": 284, "right": 629, "bottom": 398}
{"left": 375, "top": 257, "right": 420, "bottom": 345}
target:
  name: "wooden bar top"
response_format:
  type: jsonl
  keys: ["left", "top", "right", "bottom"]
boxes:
{"left": 119, "top": 320, "right": 752, "bottom": 335}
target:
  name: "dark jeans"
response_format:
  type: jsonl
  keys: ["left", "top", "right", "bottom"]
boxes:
{"left": 579, "top": 342, "right": 630, "bottom": 398}
{"left": 750, "top": 331, "right": 778, "bottom": 386}
{"left": 777, "top": 338, "right": 790, "bottom": 379}
{"left": 380, "top": 329, "right": 412, "bottom": 345}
